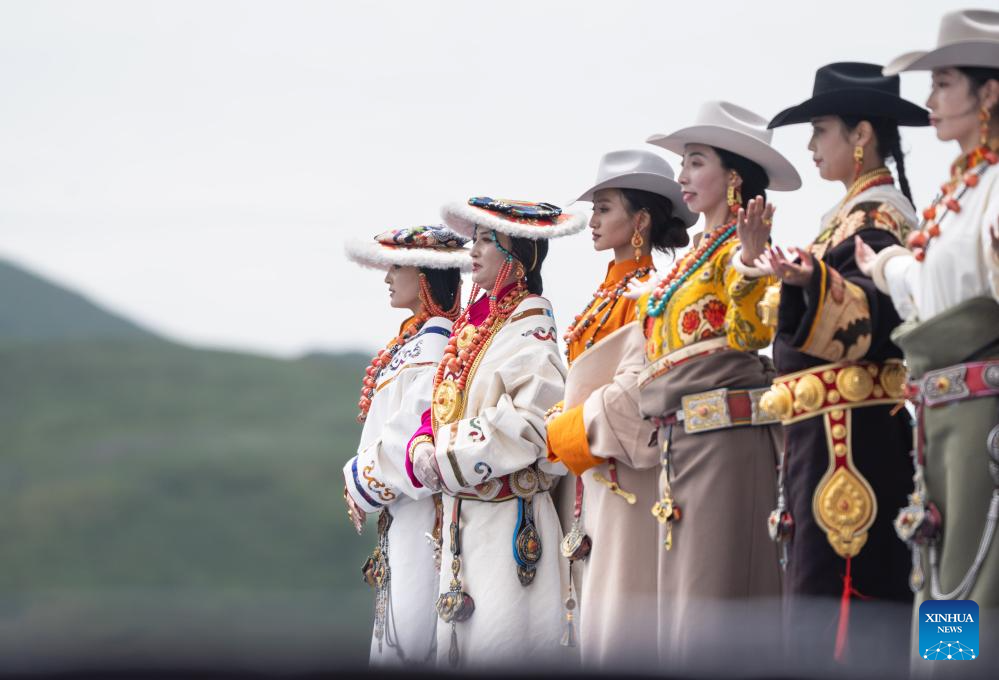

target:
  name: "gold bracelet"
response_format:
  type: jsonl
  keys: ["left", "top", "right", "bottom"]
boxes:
{"left": 408, "top": 434, "right": 434, "bottom": 463}
{"left": 545, "top": 404, "right": 564, "bottom": 419}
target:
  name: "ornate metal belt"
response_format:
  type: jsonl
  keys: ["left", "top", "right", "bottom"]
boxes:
{"left": 650, "top": 386, "right": 778, "bottom": 434}
{"left": 760, "top": 359, "right": 906, "bottom": 424}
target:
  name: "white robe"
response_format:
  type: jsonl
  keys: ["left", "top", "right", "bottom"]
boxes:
{"left": 343, "top": 315, "right": 452, "bottom": 666}
{"left": 430, "top": 295, "right": 570, "bottom": 669}
{"left": 874, "top": 162, "right": 999, "bottom": 321}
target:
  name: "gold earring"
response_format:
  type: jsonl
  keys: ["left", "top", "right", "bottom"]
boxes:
{"left": 514, "top": 262, "right": 526, "bottom": 280}
{"left": 980, "top": 105, "right": 992, "bottom": 147}
{"left": 853, "top": 145, "right": 864, "bottom": 181}
{"left": 727, "top": 184, "right": 741, "bottom": 216}
{"left": 631, "top": 228, "right": 645, "bottom": 262}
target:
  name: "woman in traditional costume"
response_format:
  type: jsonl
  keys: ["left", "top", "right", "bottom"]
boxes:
{"left": 761, "top": 62, "right": 927, "bottom": 666}
{"left": 856, "top": 8, "right": 999, "bottom": 664}
{"left": 545, "top": 149, "right": 696, "bottom": 667}
{"left": 342, "top": 224, "right": 468, "bottom": 666}
{"left": 406, "top": 198, "right": 585, "bottom": 668}
{"left": 635, "top": 101, "right": 800, "bottom": 664}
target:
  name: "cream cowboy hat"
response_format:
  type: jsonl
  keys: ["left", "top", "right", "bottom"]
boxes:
{"left": 884, "top": 9, "right": 999, "bottom": 76}
{"left": 345, "top": 224, "right": 471, "bottom": 271}
{"left": 441, "top": 197, "right": 588, "bottom": 240}
{"left": 647, "top": 100, "right": 802, "bottom": 191}
{"left": 573, "top": 149, "right": 698, "bottom": 227}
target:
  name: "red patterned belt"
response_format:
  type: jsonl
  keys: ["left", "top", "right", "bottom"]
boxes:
{"left": 909, "top": 359, "right": 999, "bottom": 407}
{"left": 760, "top": 359, "right": 907, "bottom": 425}
{"left": 454, "top": 464, "right": 555, "bottom": 503}
{"left": 650, "top": 387, "right": 778, "bottom": 434}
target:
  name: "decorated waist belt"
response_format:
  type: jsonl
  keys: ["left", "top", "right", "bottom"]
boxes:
{"left": 759, "top": 359, "right": 907, "bottom": 424}
{"left": 894, "top": 358, "right": 999, "bottom": 601}
{"left": 453, "top": 463, "right": 554, "bottom": 502}
{"left": 650, "top": 386, "right": 778, "bottom": 434}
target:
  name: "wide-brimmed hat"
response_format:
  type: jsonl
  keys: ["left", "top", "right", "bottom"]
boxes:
{"left": 769, "top": 62, "right": 930, "bottom": 128}
{"left": 573, "top": 149, "right": 698, "bottom": 227}
{"left": 884, "top": 9, "right": 999, "bottom": 75}
{"left": 345, "top": 224, "right": 471, "bottom": 271}
{"left": 647, "top": 101, "right": 802, "bottom": 191}
{"left": 441, "top": 197, "right": 587, "bottom": 240}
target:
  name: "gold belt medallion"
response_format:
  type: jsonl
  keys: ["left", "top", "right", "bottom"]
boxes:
{"left": 811, "top": 408, "right": 877, "bottom": 558}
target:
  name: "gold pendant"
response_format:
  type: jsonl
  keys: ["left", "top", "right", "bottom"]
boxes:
{"left": 592, "top": 472, "right": 636, "bottom": 504}
{"left": 812, "top": 410, "right": 876, "bottom": 558}
{"left": 456, "top": 325, "right": 476, "bottom": 350}
{"left": 433, "top": 379, "right": 463, "bottom": 424}
{"left": 651, "top": 469, "right": 681, "bottom": 551}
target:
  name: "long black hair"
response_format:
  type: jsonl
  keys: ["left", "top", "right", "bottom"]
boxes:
{"left": 509, "top": 236, "right": 548, "bottom": 295}
{"left": 713, "top": 147, "right": 769, "bottom": 208}
{"left": 418, "top": 266, "right": 461, "bottom": 311}
{"left": 839, "top": 115, "right": 914, "bottom": 204}
{"left": 618, "top": 188, "right": 690, "bottom": 255}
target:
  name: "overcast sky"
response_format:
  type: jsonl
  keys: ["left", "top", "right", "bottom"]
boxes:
{"left": 0, "top": 0, "right": 974, "bottom": 356}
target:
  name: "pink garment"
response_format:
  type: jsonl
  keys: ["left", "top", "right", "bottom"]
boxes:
{"left": 403, "top": 284, "right": 516, "bottom": 487}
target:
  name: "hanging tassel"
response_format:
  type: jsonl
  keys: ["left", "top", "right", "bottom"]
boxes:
{"left": 448, "top": 622, "right": 460, "bottom": 667}
{"left": 560, "top": 569, "right": 578, "bottom": 647}
{"left": 834, "top": 556, "right": 852, "bottom": 663}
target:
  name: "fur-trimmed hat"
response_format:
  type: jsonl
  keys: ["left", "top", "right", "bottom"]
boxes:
{"left": 441, "top": 197, "right": 587, "bottom": 240}
{"left": 345, "top": 224, "right": 471, "bottom": 271}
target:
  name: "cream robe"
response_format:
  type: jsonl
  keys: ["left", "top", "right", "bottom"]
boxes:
{"left": 557, "top": 321, "right": 661, "bottom": 668}
{"left": 874, "top": 161, "right": 999, "bottom": 321}
{"left": 430, "top": 295, "right": 569, "bottom": 669}
{"left": 343, "top": 316, "right": 452, "bottom": 666}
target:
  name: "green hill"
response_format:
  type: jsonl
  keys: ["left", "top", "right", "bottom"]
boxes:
{"left": 0, "top": 258, "right": 156, "bottom": 342}
{"left": 0, "top": 258, "right": 383, "bottom": 670}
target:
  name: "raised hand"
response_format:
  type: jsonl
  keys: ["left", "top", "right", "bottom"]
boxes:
{"left": 854, "top": 235, "right": 878, "bottom": 277}
{"left": 756, "top": 246, "right": 813, "bottom": 287}
{"left": 736, "top": 196, "right": 776, "bottom": 266}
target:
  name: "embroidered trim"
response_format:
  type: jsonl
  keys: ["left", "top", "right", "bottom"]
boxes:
{"left": 351, "top": 458, "right": 383, "bottom": 509}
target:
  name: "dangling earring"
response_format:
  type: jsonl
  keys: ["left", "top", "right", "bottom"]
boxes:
{"left": 980, "top": 105, "right": 992, "bottom": 147}
{"left": 514, "top": 262, "right": 526, "bottom": 281}
{"left": 853, "top": 145, "right": 864, "bottom": 182}
{"left": 631, "top": 228, "right": 644, "bottom": 262}
{"left": 726, "top": 183, "right": 741, "bottom": 217}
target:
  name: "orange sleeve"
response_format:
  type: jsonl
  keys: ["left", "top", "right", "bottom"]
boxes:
{"left": 546, "top": 404, "right": 605, "bottom": 475}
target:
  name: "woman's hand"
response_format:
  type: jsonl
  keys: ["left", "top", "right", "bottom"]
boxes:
{"left": 412, "top": 441, "right": 442, "bottom": 492}
{"left": 343, "top": 486, "right": 366, "bottom": 535}
{"left": 755, "top": 246, "right": 814, "bottom": 287}
{"left": 854, "top": 235, "right": 878, "bottom": 277}
{"left": 736, "top": 196, "right": 776, "bottom": 266}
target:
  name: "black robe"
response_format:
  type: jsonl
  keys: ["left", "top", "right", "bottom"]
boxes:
{"left": 773, "top": 198, "right": 914, "bottom": 666}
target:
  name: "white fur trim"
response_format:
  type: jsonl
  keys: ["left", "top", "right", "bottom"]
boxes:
{"left": 344, "top": 239, "right": 471, "bottom": 271}
{"left": 730, "top": 247, "right": 770, "bottom": 279}
{"left": 441, "top": 201, "right": 588, "bottom": 240}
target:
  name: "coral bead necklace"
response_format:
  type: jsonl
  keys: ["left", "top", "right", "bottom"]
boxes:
{"left": 563, "top": 265, "right": 652, "bottom": 359}
{"left": 645, "top": 221, "right": 738, "bottom": 319}
{"left": 435, "top": 281, "right": 529, "bottom": 394}
{"left": 357, "top": 312, "right": 430, "bottom": 422}
{"left": 908, "top": 144, "right": 999, "bottom": 261}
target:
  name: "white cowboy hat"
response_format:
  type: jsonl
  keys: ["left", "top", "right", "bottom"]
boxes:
{"left": 441, "top": 197, "right": 587, "bottom": 240}
{"left": 345, "top": 224, "right": 471, "bottom": 271}
{"left": 883, "top": 9, "right": 999, "bottom": 76}
{"left": 573, "top": 149, "right": 698, "bottom": 227}
{"left": 647, "top": 101, "right": 802, "bottom": 191}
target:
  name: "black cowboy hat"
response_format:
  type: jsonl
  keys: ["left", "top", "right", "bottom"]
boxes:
{"left": 768, "top": 62, "right": 929, "bottom": 129}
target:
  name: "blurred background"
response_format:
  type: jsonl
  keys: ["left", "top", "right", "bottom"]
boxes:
{"left": 0, "top": 0, "right": 978, "bottom": 675}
